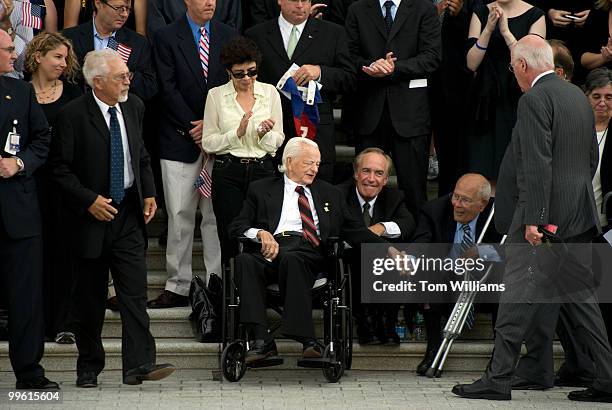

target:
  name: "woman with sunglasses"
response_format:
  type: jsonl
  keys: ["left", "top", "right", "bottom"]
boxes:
{"left": 24, "top": 32, "right": 81, "bottom": 345}
{"left": 202, "top": 36, "right": 284, "bottom": 263}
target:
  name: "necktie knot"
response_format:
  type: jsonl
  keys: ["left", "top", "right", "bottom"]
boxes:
{"left": 295, "top": 185, "right": 304, "bottom": 195}
{"left": 108, "top": 106, "right": 117, "bottom": 116}
{"left": 384, "top": 0, "right": 393, "bottom": 12}
{"left": 363, "top": 202, "right": 370, "bottom": 212}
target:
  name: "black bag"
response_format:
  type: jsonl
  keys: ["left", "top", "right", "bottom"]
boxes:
{"left": 189, "top": 273, "right": 222, "bottom": 342}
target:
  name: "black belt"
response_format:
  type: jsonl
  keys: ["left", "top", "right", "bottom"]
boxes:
{"left": 273, "top": 231, "right": 304, "bottom": 239}
{"left": 215, "top": 154, "right": 271, "bottom": 164}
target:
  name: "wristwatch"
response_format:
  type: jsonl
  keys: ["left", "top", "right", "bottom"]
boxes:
{"left": 13, "top": 156, "right": 24, "bottom": 173}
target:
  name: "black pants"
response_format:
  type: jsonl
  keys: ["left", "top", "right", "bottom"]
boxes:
{"left": 211, "top": 156, "right": 276, "bottom": 263}
{"left": 73, "top": 191, "right": 155, "bottom": 376}
{"left": 0, "top": 221, "right": 45, "bottom": 382}
{"left": 356, "top": 103, "right": 428, "bottom": 218}
{"left": 234, "top": 237, "right": 324, "bottom": 340}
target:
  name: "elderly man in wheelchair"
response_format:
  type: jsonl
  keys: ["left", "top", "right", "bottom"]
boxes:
{"left": 225, "top": 138, "right": 391, "bottom": 375}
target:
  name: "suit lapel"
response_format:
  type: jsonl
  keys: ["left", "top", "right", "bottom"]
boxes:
{"left": 388, "top": 0, "right": 411, "bottom": 41}
{"left": 119, "top": 100, "right": 137, "bottom": 166}
{"left": 310, "top": 181, "right": 329, "bottom": 240}
{"left": 0, "top": 78, "right": 9, "bottom": 136}
{"left": 266, "top": 22, "right": 290, "bottom": 63}
{"left": 208, "top": 21, "right": 224, "bottom": 85}
{"left": 267, "top": 178, "right": 285, "bottom": 232}
{"left": 81, "top": 22, "right": 95, "bottom": 58}
{"left": 366, "top": 0, "right": 388, "bottom": 41}
{"left": 86, "top": 93, "right": 110, "bottom": 142}
{"left": 291, "top": 18, "right": 318, "bottom": 62}
{"left": 372, "top": 189, "right": 386, "bottom": 224}
{"left": 177, "top": 16, "right": 206, "bottom": 94}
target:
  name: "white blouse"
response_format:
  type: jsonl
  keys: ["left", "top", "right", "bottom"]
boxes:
{"left": 593, "top": 128, "right": 608, "bottom": 227}
{"left": 201, "top": 80, "right": 284, "bottom": 158}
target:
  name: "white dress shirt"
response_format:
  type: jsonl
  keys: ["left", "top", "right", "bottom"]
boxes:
{"left": 379, "top": 0, "right": 401, "bottom": 19}
{"left": 531, "top": 70, "right": 555, "bottom": 88}
{"left": 278, "top": 14, "right": 307, "bottom": 52}
{"left": 245, "top": 175, "right": 321, "bottom": 239}
{"left": 92, "top": 91, "right": 134, "bottom": 189}
{"left": 355, "top": 188, "right": 401, "bottom": 238}
{"left": 201, "top": 81, "right": 284, "bottom": 157}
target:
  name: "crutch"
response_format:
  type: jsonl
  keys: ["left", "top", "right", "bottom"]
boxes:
{"left": 425, "top": 205, "right": 506, "bottom": 378}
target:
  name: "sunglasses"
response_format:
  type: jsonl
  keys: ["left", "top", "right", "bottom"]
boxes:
{"left": 231, "top": 68, "right": 257, "bottom": 79}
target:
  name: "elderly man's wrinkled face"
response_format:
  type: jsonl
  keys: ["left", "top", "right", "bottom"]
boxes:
{"left": 451, "top": 178, "right": 488, "bottom": 224}
{"left": 0, "top": 30, "right": 17, "bottom": 74}
{"left": 94, "top": 56, "right": 131, "bottom": 105}
{"left": 354, "top": 152, "right": 389, "bottom": 202}
{"left": 185, "top": 0, "right": 216, "bottom": 25}
{"left": 286, "top": 144, "right": 320, "bottom": 186}
{"left": 278, "top": 0, "right": 311, "bottom": 25}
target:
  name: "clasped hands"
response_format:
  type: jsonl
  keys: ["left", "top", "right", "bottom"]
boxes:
{"left": 0, "top": 155, "right": 19, "bottom": 178}
{"left": 362, "top": 52, "right": 396, "bottom": 77}
{"left": 88, "top": 195, "right": 157, "bottom": 224}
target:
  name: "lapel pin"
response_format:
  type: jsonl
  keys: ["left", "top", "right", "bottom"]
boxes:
{"left": 308, "top": 35, "right": 313, "bottom": 39}
{"left": 5, "top": 95, "right": 11, "bottom": 100}
{"left": 324, "top": 202, "right": 329, "bottom": 212}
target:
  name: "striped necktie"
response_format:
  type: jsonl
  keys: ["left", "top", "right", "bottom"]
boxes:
{"left": 199, "top": 27, "right": 209, "bottom": 79}
{"left": 295, "top": 185, "right": 320, "bottom": 247}
{"left": 460, "top": 223, "right": 476, "bottom": 330}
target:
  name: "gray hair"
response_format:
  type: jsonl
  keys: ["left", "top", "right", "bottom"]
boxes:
{"left": 513, "top": 39, "right": 554, "bottom": 72}
{"left": 82, "top": 48, "right": 121, "bottom": 87}
{"left": 353, "top": 147, "right": 393, "bottom": 176}
{"left": 584, "top": 68, "right": 612, "bottom": 95}
{"left": 456, "top": 173, "right": 491, "bottom": 201}
{"left": 279, "top": 137, "right": 319, "bottom": 173}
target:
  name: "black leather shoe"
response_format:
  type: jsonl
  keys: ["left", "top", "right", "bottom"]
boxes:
{"left": 511, "top": 376, "right": 549, "bottom": 390}
{"left": 106, "top": 296, "right": 120, "bottom": 312}
{"left": 16, "top": 376, "right": 60, "bottom": 390}
{"left": 555, "top": 375, "right": 591, "bottom": 388}
{"left": 452, "top": 380, "right": 511, "bottom": 401}
{"left": 76, "top": 372, "right": 98, "bottom": 388}
{"left": 302, "top": 341, "right": 323, "bottom": 359}
{"left": 416, "top": 348, "right": 438, "bottom": 376}
{"left": 147, "top": 290, "right": 189, "bottom": 309}
{"left": 246, "top": 339, "right": 278, "bottom": 364}
{"left": 123, "top": 363, "right": 176, "bottom": 385}
{"left": 568, "top": 388, "right": 612, "bottom": 403}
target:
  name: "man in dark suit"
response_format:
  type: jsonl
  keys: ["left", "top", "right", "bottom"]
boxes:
{"left": 452, "top": 35, "right": 612, "bottom": 403}
{"left": 229, "top": 138, "right": 390, "bottom": 363}
{"left": 412, "top": 173, "right": 498, "bottom": 375}
{"left": 345, "top": 0, "right": 441, "bottom": 217}
{"left": 50, "top": 49, "right": 175, "bottom": 387}
{"left": 338, "top": 147, "right": 414, "bottom": 345}
{"left": 0, "top": 29, "right": 58, "bottom": 390}
{"left": 62, "top": 0, "right": 157, "bottom": 101}
{"left": 245, "top": 0, "right": 355, "bottom": 182}
{"left": 147, "top": 0, "right": 238, "bottom": 309}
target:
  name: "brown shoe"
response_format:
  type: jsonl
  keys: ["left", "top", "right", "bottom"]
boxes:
{"left": 302, "top": 344, "right": 323, "bottom": 359}
{"left": 106, "top": 296, "right": 120, "bottom": 312}
{"left": 147, "top": 290, "right": 189, "bottom": 309}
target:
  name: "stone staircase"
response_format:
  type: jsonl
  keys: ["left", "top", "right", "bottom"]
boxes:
{"left": 0, "top": 144, "right": 564, "bottom": 377}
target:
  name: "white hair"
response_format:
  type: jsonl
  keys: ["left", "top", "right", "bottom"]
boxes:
{"left": 82, "top": 49, "right": 122, "bottom": 87}
{"left": 513, "top": 39, "right": 554, "bottom": 72}
{"left": 279, "top": 137, "right": 319, "bottom": 173}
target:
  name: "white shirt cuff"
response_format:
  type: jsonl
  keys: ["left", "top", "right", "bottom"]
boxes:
{"left": 244, "top": 228, "right": 261, "bottom": 241}
{"left": 381, "top": 222, "right": 401, "bottom": 238}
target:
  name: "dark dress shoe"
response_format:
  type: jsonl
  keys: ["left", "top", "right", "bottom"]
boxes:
{"left": 16, "top": 376, "right": 60, "bottom": 390}
{"left": 55, "top": 331, "right": 76, "bottom": 344}
{"left": 511, "top": 376, "right": 549, "bottom": 390}
{"left": 147, "top": 290, "right": 189, "bottom": 309}
{"left": 106, "top": 296, "right": 120, "bottom": 312}
{"left": 123, "top": 363, "right": 176, "bottom": 385}
{"left": 416, "top": 348, "right": 438, "bottom": 376}
{"left": 555, "top": 375, "right": 591, "bottom": 388}
{"left": 246, "top": 339, "right": 278, "bottom": 364}
{"left": 452, "top": 379, "right": 511, "bottom": 401}
{"left": 76, "top": 372, "right": 98, "bottom": 388}
{"left": 568, "top": 387, "right": 612, "bottom": 403}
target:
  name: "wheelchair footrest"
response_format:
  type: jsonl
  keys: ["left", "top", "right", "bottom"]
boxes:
{"left": 247, "top": 356, "right": 284, "bottom": 368}
{"left": 297, "top": 358, "right": 335, "bottom": 369}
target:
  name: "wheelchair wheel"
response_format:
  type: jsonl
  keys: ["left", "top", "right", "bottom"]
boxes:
{"left": 221, "top": 341, "right": 247, "bottom": 382}
{"left": 322, "top": 344, "right": 344, "bottom": 383}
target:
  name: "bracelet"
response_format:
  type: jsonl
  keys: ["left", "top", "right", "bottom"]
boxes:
{"left": 475, "top": 42, "right": 487, "bottom": 51}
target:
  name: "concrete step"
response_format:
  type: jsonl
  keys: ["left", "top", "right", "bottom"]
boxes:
{"left": 0, "top": 339, "right": 564, "bottom": 373}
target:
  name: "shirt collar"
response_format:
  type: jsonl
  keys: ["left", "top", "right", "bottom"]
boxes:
{"left": 379, "top": 0, "right": 401, "bottom": 9}
{"left": 284, "top": 174, "right": 308, "bottom": 192}
{"left": 92, "top": 17, "right": 115, "bottom": 40}
{"left": 221, "top": 79, "right": 266, "bottom": 98}
{"left": 278, "top": 13, "right": 307, "bottom": 36}
{"left": 186, "top": 12, "right": 210, "bottom": 34}
{"left": 455, "top": 214, "right": 479, "bottom": 237}
{"left": 531, "top": 70, "right": 555, "bottom": 88}
{"left": 92, "top": 91, "right": 123, "bottom": 116}
{"left": 355, "top": 187, "right": 378, "bottom": 210}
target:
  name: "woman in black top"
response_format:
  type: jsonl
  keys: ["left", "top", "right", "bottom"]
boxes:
{"left": 25, "top": 32, "right": 81, "bottom": 345}
{"left": 581, "top": 0, "right": 612, "bottom": 75}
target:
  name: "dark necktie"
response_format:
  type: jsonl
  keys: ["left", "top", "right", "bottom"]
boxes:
{"left": 460, "top": 223, "right": 476, "bottom": 329}
{"left": 362, "top": 202, "right": 371, "bottom": 227}
{"left": 295, "top": 186, "right": 320, "bottom": 247}
{"left": 383, "top": 1, "right": 394, "bottom": 34}
{"left": 108, "top": 107, "right": 125, "bottom": 204}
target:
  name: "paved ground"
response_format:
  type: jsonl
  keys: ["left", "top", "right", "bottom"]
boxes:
{"left": 0, "top": 370, "right": 607, "bottom": 409}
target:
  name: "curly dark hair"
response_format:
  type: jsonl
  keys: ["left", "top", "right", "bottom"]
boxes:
{"left": 220, "top": 36, "right": 262, "bottom": 71}
{"left": 25, "top": 32, "right": 80, "bottom": 83}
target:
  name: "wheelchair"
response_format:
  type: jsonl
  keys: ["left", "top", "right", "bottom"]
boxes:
{"left": 219, "top": 237, "right": 353, "bottom": 383}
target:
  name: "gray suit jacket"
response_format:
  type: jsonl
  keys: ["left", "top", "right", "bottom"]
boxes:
{"left": 496, "top": 73, "right": 599, "bottom": 240}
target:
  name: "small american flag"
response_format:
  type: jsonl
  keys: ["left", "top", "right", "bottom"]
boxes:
{"left": 194, "top": 154, "right": 212, "bottom": 198}
{"left": 107, "top": 37, "right": 132, "bottom": 64}
{"left": 21, "top": 1, "right": 43, "bottom": 30}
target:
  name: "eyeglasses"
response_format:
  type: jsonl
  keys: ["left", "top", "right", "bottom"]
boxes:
{"left": 588, "top": 94, "right": 612, "bottom": 104}
{"left": 508, "top": 62, "right": 514, "bottom": 73}
{"left": 0, "top": 46, "right": 16, "bottom": 53}
{"left": 287, "top": 0, "right": 312, "bottom": 3}
{"left": 231, "top": 68, "right": 258, "bottom": 79}
{"left": 101, "top": 0, "right": 132, "bottom": 14}
{"left": 451, "top": 193, "right": 474, "bottom": 205}
{"left": 100, "top": 71, "right": 133, "bottom": 82}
